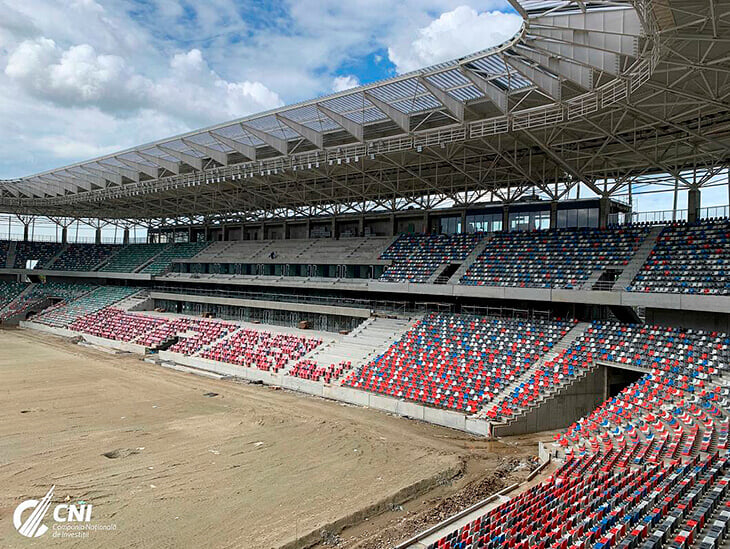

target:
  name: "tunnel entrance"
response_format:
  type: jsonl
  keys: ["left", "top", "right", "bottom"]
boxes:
{"left": 606, "top": 366, "right": 645, "bottom": 398}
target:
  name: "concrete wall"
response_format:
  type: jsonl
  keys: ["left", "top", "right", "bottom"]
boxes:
{"left": 646, "top": 307, "right": 730, "bottom": 333}
{"left": 157, "top": 352, "right": 490, "bottom": 436}
{"left": 492, "top": 365, "right": 607, "bottom": 437}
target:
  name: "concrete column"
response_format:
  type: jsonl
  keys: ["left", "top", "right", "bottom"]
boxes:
{"left": 204, "top": 225, "right": 211, "bottom": 242}
{"left": 331, "top": 217, "right": 337, "bottom": 239}
{"left": 688, "top": 188, "right": 701, "bottom": 223}
{"left": 284, "top": 221, "right": 290, "bottom": 240}
{"left": 23, "top": 224, "right": 29, "bottom": 242}
{"left": 187, "top": 226, "right": 193, "bottom": 243}
{"left": 95, "top": 227, "right": 102, "bottom": 245}
{"left": 358, "top": 215, "right": 364, "bottom": 237}
{"left": 259, "top": 222, "right": 265, "bottom": 241}
{"left": 306, "top": 219, "right": 311, "bottom": 239}
{"left": 61, "top": 226, "right": 68, "bottom": 244}
{"left": 123, "top": 227, "right": 130, "bottom": 245}
{"left": 501, "top": 205, "right": 510, "bottom": 233}
{"left": 550, "top": 201, "right": 558, "bottom": 229}
{"left": 390, "top": 214, "right": 397, "bottom": 236}
{"left": 598, "top": 196, "right": 610, "bottom": 229}
{"left": 460, "top": 210, "right": 467, "bottom": 234}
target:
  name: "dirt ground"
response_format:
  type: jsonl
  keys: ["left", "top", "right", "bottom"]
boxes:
{"left": 0, "top": 329, "right": 550, "bottom": 549}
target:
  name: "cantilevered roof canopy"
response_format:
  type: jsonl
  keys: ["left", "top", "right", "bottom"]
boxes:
{"left": 2, "top": 0, "right": 729, "bottom": 223}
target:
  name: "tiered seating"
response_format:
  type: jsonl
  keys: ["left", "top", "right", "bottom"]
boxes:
{"left": 201, "top": 329, "right": 322, "bottom": 372}
{"left": 34, "top": 286, "right": 139, "bottom": 327}
{"left": 70, "top": 308, "right": 167, "bottom": 342}
{"left": 0, "top": 240, "right": 8, "bottom": 267}
{"left": 135, "top": 317, "right": 199, "bottom": 348}
{"left": 166, "top": 319, "right": 238, "bottom": 356}
{"left": 0, "top": 280, "right": 29, "bottom": 309}
{"left": 289, "top": 360, "right": 352, "bottom": 383}
{"left": 427, "top": 451, "right": 729, "bottom": 549}
{"left": 379, "top": 234, "right": 483, "bottom": 283}
{"left": 343, "top": 313, "right": 571, "bottom": 413}
{"left": 0, "top": 282, "right": 94, "bottom": 321}
{"left": 49, "top": 244, "right": 120, "bottom": 271}
{"left": 630, "top": 218, "right": 730, "bottom": 294}
{"left": 99, "top": 244, "right": 167, "bottom": 272}
{"left": 461, "top": 226, "right": 649, "bottom": 289}
{"left": 140, "top": 242, "right": 210, "bottom": 275}
{"left": 13, "top": 241, "right": 64, "bottom": 269}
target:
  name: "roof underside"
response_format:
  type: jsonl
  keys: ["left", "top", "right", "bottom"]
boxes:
{"left": 2, "top": 0, "right": 730, "bottom": 222}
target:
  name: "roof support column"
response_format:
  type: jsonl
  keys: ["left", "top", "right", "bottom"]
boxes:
{"left": 688, "top": 188, "right": 701, "bottom": 224}
{"left": 95, "top": 227, "right": 102, "bottom": 245}
{"left": 123, "top": 227, "right": 130, "bottom": 246}
{"left": 61, "top": 226, "right": 68, "bottom": 244}
{"left": 460, "top": 210, "right": 467, "bottom": 235}
{"left": 502, "top": 204, "right": 510, "bottom": 233}
{"left": 599, "top": 196, "right": 610, "bottom": 229}
{"left": 550, "top": 201, "right": 559, "bottom": 229}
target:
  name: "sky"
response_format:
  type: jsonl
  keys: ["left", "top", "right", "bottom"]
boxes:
{"left": 0, "top": 0, "right": 726, "bottom": 239}
{"left": 0, "top": 0, "right": 520, "bottom": 179}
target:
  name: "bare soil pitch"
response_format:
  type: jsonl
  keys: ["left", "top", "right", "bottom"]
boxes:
{"left": 0, "top": 329, "right": 543, "bottom": 548}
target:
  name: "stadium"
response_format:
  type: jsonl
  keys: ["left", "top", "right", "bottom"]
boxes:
{"left": 1, "top": 0, "right": 730, "bottom": 547}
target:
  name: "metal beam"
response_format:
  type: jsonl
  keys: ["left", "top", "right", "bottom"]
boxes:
{"left": 137, "top": 150, "right": 182, "bottom": 174}
{"left": 117, "top": 157, "right": 161, "bottom": 179}
{"left": 515, "top": 45, "right": 593, "bottom": 89}
{"left": 181, "top": 138, "right": 231, "bottom": 166}
{"left": 98, "top": 161, "right": 140, "bottom": 182}
{"left": 418, "top": 76, "right": 465, "bottom": 122}
{"left": 526, "top": 36, "right": 620, "bottom": 75}
{"left": 504, "top": 54, "right": 562, "bottom": 101}
{"left": 158, "top": 145, "right": 204, "bottom": 171}
{"left": 80, "top": 165, "right": 122, "bottom": 186}
{"left": 364, "top": 92, "right": 410, "bottom": 133}
{"left": 241, "top": 125, "right": 289, "bottom": 155}
{"left": 209, "top": 132, "right": 257, "bottom": 161}
{"left": 275, "top": 114, "right": 324, "bottom": 148}
{"left": 458, "top": 66, "right": 509, "bottom": 113}
{"left": 316, "top": 104, "right": 364, "bottom": 142}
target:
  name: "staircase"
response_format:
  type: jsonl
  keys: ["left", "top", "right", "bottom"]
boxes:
{"left": 612, "top": 225, "right": 664, "bottom": 291}
{"left": 480, "top": 321, "right": 592, "bottom": 424}
{"left": 133, "top": 245, "right": 172, "bottom": 273}
{"left": 115, "top": 291, "right": 151, "bottom": 311}
{"left": 5, "top": 241, "right": 17, "bottom": 269}
{"left": 93, "top": 245, "right": 127, "bottom": 272}
{"left": 281, "top": 316, "right": 417, "bottom": 379}
{"left": 580, "top": 269, "right": 607, "bottom": 291}
{"left": 41, "top": 244, "right": 69, "bottom": 270}
{"left": 447, "top": 234, "right": 492, "bottom": 284}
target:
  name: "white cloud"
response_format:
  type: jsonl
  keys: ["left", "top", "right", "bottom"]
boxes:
{"left": 332, "top": 75, "right": 360, "bottom": 93}
{"left": 4, "top": 40, "right": 283, "bottom": 127}
{"left": 387, "top": 6, "right": 522, "bottom": 73}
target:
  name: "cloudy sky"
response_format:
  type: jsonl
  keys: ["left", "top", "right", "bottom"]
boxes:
{"left": 0, "top": 0, "right": 520, "bottom": 180}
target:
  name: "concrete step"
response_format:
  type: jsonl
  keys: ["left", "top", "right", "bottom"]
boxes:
{"left": 448, "top": 235, "right": 493, "bottom": 284}
{"left": 613, "top": 225, "right": 664, "bottom": 291}
{"left": 476, "top": 321, "right": 591, "bottom": 421}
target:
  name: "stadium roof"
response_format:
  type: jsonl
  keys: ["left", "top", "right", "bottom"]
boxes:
{"left": 1, "top": 0, "right": 729, "bottom": 224}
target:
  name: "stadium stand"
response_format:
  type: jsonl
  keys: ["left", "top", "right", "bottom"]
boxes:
{"left": 0, "top": 281, "right": 29, "bottom": 309}
{"left": 70, "top": 308, "right": 167, "bottom": 342}
{"left": 460, "top": 226, "right": 650, "bottom": 289}
{"left": 630, "top": 218, "right": 730, "bottom": 294}
{"left": 99, "top": 243, "right": 167, "bottom": 272}
{"left": 289, "top": 359, "right": 353, "bottom": 383}
{"left": 343, "top": 313, "right": 571, "bottom": 413}
{"left": 0, "top": 282, "right": 95, "bottom": 322}
{"left": 201, "top": 329, "right": 322, "bottom": 372}
{"left": 49, "top": 243, "right": 120, "bottom": 271}
{"left": 140, "top": 242, "right": 211, "bottom": 275}
{"left": 12, "top": 241, "right": 63, "bottom": 269}
{"left": 167, "top": 319, "right": 238, "bottom": 355}
{"left": 34, "top": 286, "right": 140, "bottom": 327}
{"left": 379, "top": 233, "right": 483, "bottom": 283}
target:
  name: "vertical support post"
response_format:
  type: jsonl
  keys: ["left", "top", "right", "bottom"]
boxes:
{"left": 550, "top": 201, "right": 558, "bottom": 229}
{"left": 61, "top": 226, "right": 68, "bottom": 244}
{"left": 688, "top": 187, "right": 701, "bottom": 223}
{"left": 460, "top": 209, "right": 467, "bottom": 234}
{"left": 599, "top": 196, "right": 610, "bottom": 229}
{"left": 358, "top": 215, "right": 364, "bottom": 237}
{"left": 23, "top": 223, "right": 29, "bottom": 242}
{"left": 259, "top": 222, "right": 265, "bottom": 241}
{"left": 331, "top": 216, "right": 337, "bottom": 239}
{"left": 502, "top": 204, "right": 510, "bottom": 233}
{"left": 123, "top": 227, "right": 130, "bottom": 246}
{"left": 95, "top": 227, "right": 102, "bottom": 244}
